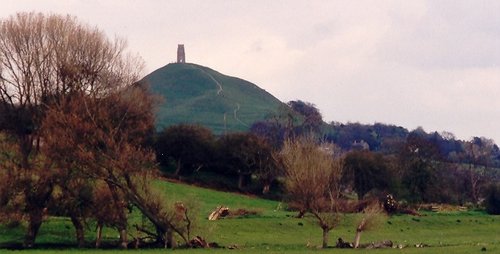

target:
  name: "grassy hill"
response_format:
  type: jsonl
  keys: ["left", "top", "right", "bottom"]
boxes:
{"left": 140, "top": 63, "right": 284, "bottom": 134}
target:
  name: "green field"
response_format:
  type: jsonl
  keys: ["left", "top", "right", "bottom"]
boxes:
{"left": 1, "top": 180, "right": 499, "bottom": 253}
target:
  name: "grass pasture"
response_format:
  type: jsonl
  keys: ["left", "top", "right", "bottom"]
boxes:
{"left": 1, "top": 180, "right": 499, "bottom": 253}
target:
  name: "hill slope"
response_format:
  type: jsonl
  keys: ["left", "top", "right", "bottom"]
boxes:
{"left": 141, "top": 63, "right": 284, "bottom": 134}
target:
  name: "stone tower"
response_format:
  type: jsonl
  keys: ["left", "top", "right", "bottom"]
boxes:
{"left": 177, "top": 44, "right": 185, "bottom": 63}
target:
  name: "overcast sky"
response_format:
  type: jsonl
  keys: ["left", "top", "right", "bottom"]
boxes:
{"left": 3, "top": 0, "right": 500, "bottom": 143}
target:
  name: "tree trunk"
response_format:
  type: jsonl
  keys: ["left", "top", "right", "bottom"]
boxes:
{"left": 262, "top": 184, "right": 270, "bottom": 194}
{"left": 22, "top": 184, "right": 53, "bottom": 249}
{"left": 174, "top": 159, "right": 182, "bottom": 178}
{"left": 70, "top": 216, "right": 85, "bottom": 248}
{"left": 354, "top": 217, "right": 366, "bottom": 248}
{"left": 354, "top": 230, "right": 362, "bottom": 248}
{"left": 20, "top": 136, "right": 44, "bottom": 249}
{"left": 23, "top": 209, "right": 43, "bottom": 248}
{"left": 469, "top": 164, "right": 479, "bottom": 204}
{"left": 163, "top": 232, "right": 168, "bottom": 249}
{"left": 105, "top": 176, "right": 189, "bottom": 246}
{"left": 119, "top": 228, "right": 128, "bottom": 249}
{"left": 322, "top": 227, "right": 329, "bottom": 248}
{"left": 126, "top": 187, "right": 189, "bottom": 245}
{"left": 166, "top": 228, "right": 176, "bottom": 248}
{"left": 106, "top": 183, "right": 128, "bottom": 248}
{"left": 95, "top": 222, "right": 103, "bottom": 248}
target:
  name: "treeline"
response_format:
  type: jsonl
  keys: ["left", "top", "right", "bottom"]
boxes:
{"left": 253, "top": 100, "right": 500, "bottom": 167}
{"left": 155, "top": 125, "right": 279, "bottom": 195}
{"left": 326, "top": 123, "right": 500, "bottom": 167}
{"left": 154, "top": 100, "right": 500, "bottom": 209}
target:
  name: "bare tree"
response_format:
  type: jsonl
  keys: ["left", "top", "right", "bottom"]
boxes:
{"left": 353, "top": 203, "right": 386, "bottom": 248}
{"left": 41, "top": 84, "right": 197, "bottom": 248}
{"left": 0, "top": 12, "right": 199, "bottom": 249}
{"left": 464, "top": 137, "right": 495, "bottom": 204}
{"left": 0, "top": 12, "right": 143, "bottom": 247}
{"left": 280, "top": 137, "right": 343, "bottom": 248}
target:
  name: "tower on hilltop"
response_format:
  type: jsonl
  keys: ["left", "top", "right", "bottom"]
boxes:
{"left": 177, "top": 44, "right": 185, "bottom": 63}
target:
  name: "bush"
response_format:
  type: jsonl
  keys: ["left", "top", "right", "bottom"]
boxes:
{"left": 484, "top": 184, "right": 500, "bottom": 215}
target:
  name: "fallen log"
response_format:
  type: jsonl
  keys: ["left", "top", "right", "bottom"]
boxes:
{"left": 208, "top": 206, "right": 229, "bottom": 220}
